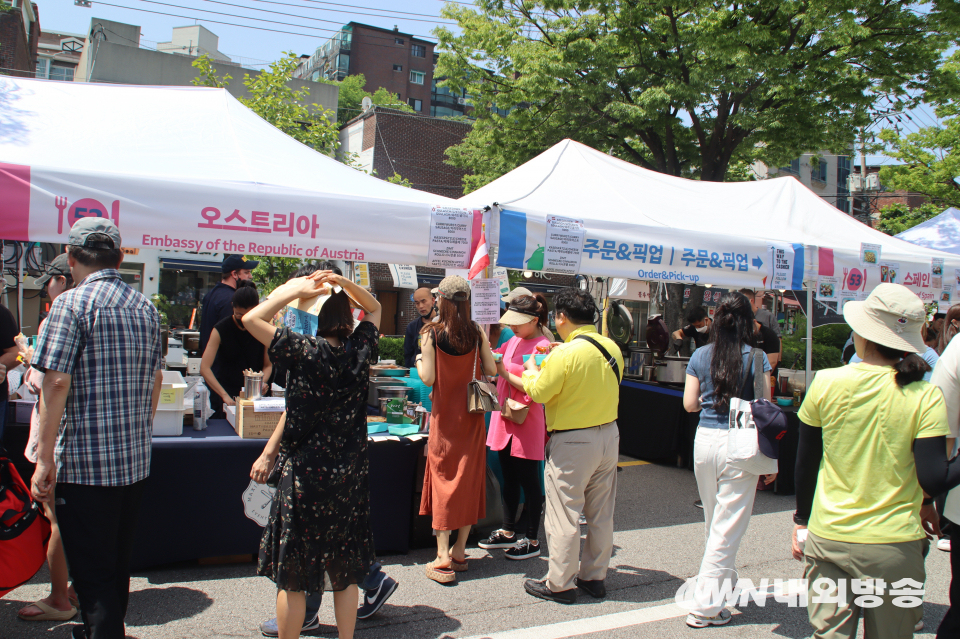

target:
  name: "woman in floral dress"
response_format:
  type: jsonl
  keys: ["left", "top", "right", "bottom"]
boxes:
{"left": 244, "top": 270, "right": 382, "bottom": 639}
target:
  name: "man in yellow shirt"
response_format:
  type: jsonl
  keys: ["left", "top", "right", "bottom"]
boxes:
{"left": 521, "top": 288, "right": 623, "bottom": 604}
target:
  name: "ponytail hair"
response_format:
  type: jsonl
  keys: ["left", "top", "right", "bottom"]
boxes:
{"left": 873, "top": 342, "right": 930, "bottom": 387}
{"left": 509, "top": 293, "right": 549, "bottom": 326}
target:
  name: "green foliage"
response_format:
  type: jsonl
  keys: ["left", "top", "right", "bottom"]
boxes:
{"left": 331, "top": 74, "right": 413, "bottom": 127}
{"left": 879, "top": 53, "right": 960, "bottom": 209}
{"left": 246, "top": 256, "right": 306, "bottom": 294}
{"left": 386, "top": 172, "right": 412, "bottom": 188}
{"left": 874, "top": 203, "right": 944, "bottom": 236}
{"left": 193, "top": 53, "right": 339, "bottom": 154}
{"left": 782, "top": 316, "right": 846, "bottom": 371}
{"left": 435, "top": 0, "right": 953, "bottom": 193}
{"left": 150, "top": 294, "right": 172, "bottom": 325}
{"left": 379, "top": 336, "right": 404, "bottom": 362}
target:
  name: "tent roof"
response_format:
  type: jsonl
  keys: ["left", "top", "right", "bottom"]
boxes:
{"left": 896, "top": 208, "right": 960, "bottom": 255}
{"left": 0, "top": 77, "right": 444, "bottom": 206}
{"left": 459, "top": 139, "right": 954, "bottom": 265}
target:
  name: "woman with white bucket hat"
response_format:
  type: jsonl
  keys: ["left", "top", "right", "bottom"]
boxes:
{"left": 793, "top": 283, "right": 960, "bottom": 639}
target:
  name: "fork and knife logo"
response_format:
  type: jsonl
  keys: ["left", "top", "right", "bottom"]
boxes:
{"left": 54, "top": 195, "right": 121, "bottom": 235}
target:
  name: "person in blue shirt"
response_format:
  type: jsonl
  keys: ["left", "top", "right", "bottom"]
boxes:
{"left": 403, "top": 287, "right": 437, "bottom": 367}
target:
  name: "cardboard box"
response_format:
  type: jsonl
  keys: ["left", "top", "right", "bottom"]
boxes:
{"left": 231, "top": 398, "right": 284, "bottom": 439}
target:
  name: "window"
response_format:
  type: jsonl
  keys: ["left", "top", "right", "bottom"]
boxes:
{"left": 409, "top": 70, "right": 425, "bottom": 85}
{"left": 35, "top": 58, "right": 49, "bottom": 79}
{"left": 393, "top": 64, "right": 403, "bottom": 72}
{"left": 835, "top": 156, "right": 851, "bottom": 213}
{"left": 813, "top": 159, "right": 828, "bottom": 183}
{"left": 395, "top": 37, "right": 405, "bottom": 45}
{"left": 412, "top": 44, "right": 426, "bottom": 58}
{"left": 49, "top": 66, "right": 74, "bottom": 82}
{"left": 337, "top": 53, "right": 349, "bottom": 73}
{"left": 408, "top": 98, "right": 422, "bottom": 112}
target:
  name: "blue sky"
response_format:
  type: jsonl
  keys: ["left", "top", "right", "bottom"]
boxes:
{"left": 39, "top": 0, "right": 462, "bottom": 65}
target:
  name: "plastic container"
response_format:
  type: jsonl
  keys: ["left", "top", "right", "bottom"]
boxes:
{"left": 388, "top": 423, "right": 421, "bottom": 437}
{"left": 152, "top": 407, "right": 184, "bottom": 436}
{"left": 193, "top": 379, "right": 209, "bottom": 431}
{"left": 158, "top": 371, "right": 188, "bottom": 410}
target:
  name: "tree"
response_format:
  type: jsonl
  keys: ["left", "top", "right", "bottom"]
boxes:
{"left": 193, "top": 53, "right": 339, "bottom": 154}
{"left": 435, "top": 0, "right": 955, "bottom": 327}
{"left": 874, "top": 202, "right": 943, "bottom": 236}
{"left": 879, "top": 53, "right": 960, "bottom": 209}
{"left": 331, "top": 74, "right": 413, "bottom": 127}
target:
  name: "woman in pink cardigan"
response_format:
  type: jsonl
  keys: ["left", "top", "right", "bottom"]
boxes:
{"left": 479, "top": 294, "right": 552, "bottom": 561}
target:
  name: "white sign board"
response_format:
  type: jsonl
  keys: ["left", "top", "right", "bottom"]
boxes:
{"left": 543, "top": 215, "right": 585, "bottom": 274}
{"left": 470, "top": 278, "right": 502, "bottom": 324}
{"left": 242, "top": 479, "right": 276, "bottom": 527}
{"left": 768, "top": 243, "right": 796, "bottom": 291}
{"left": 427, "top": 206, "right": 473, "bottom": 268}
{"left": 253, "top": 398, "right": 286, "bottom": 412}
{"left": 389, "top": 264, "right": 418, "bottom": 289}
{"left": 608, "top": 279, "right": 651, "bottom": 302}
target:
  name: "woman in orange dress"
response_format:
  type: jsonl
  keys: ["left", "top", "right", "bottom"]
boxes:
{"left": 416, "top": 275, "right": 497, "bottom": 583}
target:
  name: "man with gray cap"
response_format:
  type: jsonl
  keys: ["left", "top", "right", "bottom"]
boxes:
{"left": 30, "top": 217, "right": 163, "bottom": 639}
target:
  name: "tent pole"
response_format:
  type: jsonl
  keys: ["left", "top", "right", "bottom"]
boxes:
{"left": 806, "top": 287, "right": 813, "bottom": 390}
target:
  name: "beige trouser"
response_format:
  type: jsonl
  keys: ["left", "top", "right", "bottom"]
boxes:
{"left": 804, "top": 532, "right": 928, "bottom": 639}
{"left": 543, "top": 421, "right": 619, "bottom": 593}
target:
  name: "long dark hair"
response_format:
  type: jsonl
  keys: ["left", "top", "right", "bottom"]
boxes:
{"left": 316, "top": 290, "right": 353, "bottom": 340}
{"left": 422, "top": 296, "right": 478, "bottom": 354}
{"left": 510, "top": 293, "right": 549, "bottom": 326}
{"left": 709, "top": 292, "right": 756, "bottom": 412}
{"left": 865, "top": 341, "right": 930, "bottom": 387}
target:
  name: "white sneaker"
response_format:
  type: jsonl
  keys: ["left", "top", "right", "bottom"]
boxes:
{"left": 578, "top": 514, "right": 587, "bottom": 525}
{"left": 686, "top": 609, "right": 732, "bottom": 628}
{"left": 938, "top": 538, "right": 951, "bottom": 552}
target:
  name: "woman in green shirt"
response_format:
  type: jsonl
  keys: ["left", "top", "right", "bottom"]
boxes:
{"left": 793, "top": 283, "right": 960, "bottom": 639}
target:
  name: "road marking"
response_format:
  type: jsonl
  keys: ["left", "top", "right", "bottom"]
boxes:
{"left": 457, "top": 582, "right": 798, "bottom": 639}
{"left": 617, "top": 460, "right": 649, "bottom": 467}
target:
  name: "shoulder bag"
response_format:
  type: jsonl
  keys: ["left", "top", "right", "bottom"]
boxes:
{"left": 468, "top": 333, "right": 500, "bottom": 414}
{"left": 499, "top": 337, "right": 531, "bottom": 424}
{"left": 726, "top": 348, "right": 778, "bottom": 476}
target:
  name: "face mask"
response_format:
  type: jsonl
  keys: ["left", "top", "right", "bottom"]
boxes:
{"left": 696, "top": 326, "right": 709, "bottom": 333}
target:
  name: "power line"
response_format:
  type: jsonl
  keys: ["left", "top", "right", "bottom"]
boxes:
{"left": 241, "top": 0, "right": 456, "bottom": 24}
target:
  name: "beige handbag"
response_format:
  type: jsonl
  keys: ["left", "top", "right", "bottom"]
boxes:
{"left": 468, "top": 344, "right": 500, "bottom": 413}
{"left": 500, "top": 398, "right": 530, "bottom": 424}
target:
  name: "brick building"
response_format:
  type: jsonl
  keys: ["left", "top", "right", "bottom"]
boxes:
{"left": 858, "top": 165, "right": 932, "bottom": 219}
{"left": 0, "top": 0, "right": 39, "bottom": 78}
{"left": 339, "top": 106, "right": 472, "bottom": 198}
{"left": 35, "top": 28, "right": 82, "bottom": 81}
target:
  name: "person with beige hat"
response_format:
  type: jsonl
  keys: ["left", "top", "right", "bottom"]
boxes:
{"left": 793, "top": 283, "right": 960, "bottom": 639}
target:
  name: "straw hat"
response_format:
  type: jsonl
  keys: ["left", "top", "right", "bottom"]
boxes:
{"left": 436, "top": 275, "right": 470, "bottom": 302}
{"left": 500, "top": 306, "right": 539, "bottom": 327}
{"left": 842, "top": 283, "right": 926, "bottom": 353}
{"left": 502, "top": 286, "right": 532, "bottom": 303}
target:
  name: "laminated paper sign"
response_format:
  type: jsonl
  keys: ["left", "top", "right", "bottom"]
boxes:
{"left": 933, "top": 258, "right": 945, "bottom": 289}
{"left": 428, "top": 206, "right": 473, "bottom": 268}
{"left": 470, "top": 278, "right": 502, "bottom": 324}
{"left": 860, "top": 243, "right": 881, "bottom": 268}
{"left": 492, "top": 266, "right": 510, "bottom": 296}
{"left": 880, "top": 262, "right": 900, "bottom": 284}
{"left": 354, "top": 262, "right": 370, "bottom": 287}
{"left": 543, "top": 215, "right": 585, "bottom": 275}
{"left": 817, "top": 276, "right": 839, "bottom": 301}
{"left": 388, "top": 264, "right": 418, "bottom": 289}
{"left": 768, "top": 243, "right": 796, "bottom": 291}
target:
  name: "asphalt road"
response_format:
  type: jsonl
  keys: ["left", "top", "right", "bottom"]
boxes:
{"left": 2, "top": 462, "right": 952, "bottom": 639}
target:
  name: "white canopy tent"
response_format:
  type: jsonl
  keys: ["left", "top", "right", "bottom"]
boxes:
{"left": 459, "top": 139, "right": 960, "bottom": 301}
{"left": 896, "top": 208, "right": 960, "bottom": 255}
{"left": 0, "top": 76, "right": 452, "bottom": 264}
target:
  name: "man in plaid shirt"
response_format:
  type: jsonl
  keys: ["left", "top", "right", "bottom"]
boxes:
{"left": 31, "top": 217, "right": 163, "bottom": 639}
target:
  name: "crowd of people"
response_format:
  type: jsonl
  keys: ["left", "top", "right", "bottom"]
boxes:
{"left": 5, "top": 221, "right": 960, "bottom": 638}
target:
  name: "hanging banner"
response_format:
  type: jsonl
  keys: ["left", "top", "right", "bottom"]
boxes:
{"left": 492, "top": 266, "right": 510, "bottom": 296}
{"left": 470, "top": 278, "right": 501, "bottom": 323}
{"left": 609, "top": 279, "right": 652, "bottom": 302}
{"left": 769, "top": 243, "right": 803, "bottom": 291}
{"left": 496, "top": 208, "right": 785, "bottom": 290}
{"left": 427, "top": 205, "right": 473, "bottom": 269}
{"left": 388, "top": 264, "right": 418, "bottom": 289}
{"left": 543, "top": 215, "right": 585, "bottom": 275}
{"left": 353, "top": 262, "right": 370, "bottom": 287}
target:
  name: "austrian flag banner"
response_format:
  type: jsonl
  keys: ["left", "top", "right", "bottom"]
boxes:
{"left": 0, "top": 164, "right": 436, "bottom": 265}
{"left": 468, "top": 229, "right": 490, "bottom": 280}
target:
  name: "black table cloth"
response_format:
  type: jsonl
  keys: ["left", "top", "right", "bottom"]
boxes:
{"left": 131, "top": 419, "right": 425, "bottom": 570}
{"left": 617, "top": 381, "right": 799, "bottom": 495}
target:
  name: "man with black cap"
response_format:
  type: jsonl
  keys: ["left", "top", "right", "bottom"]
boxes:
{"left": 199, "top": 254, "right": 259, "bottom": 355}
{"left": 30, "top": 217, "right": 163, "bottom": 639}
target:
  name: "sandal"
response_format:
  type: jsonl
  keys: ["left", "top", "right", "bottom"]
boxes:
{"left": 425, "top": 558, "right": 456, "bottom": 584}
{"left": 18, "top": 600, "right": 78, "bottom": 621}
{"left": 451, "top": 557, "right": 469, "bottom": 572}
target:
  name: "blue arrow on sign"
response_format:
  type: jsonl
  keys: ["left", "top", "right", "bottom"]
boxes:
{"left": 752, "top": 256, "right": 764, "bottom": 270}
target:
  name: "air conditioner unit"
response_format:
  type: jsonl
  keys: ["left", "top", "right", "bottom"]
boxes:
{"left": 866, "top": 173, "right": 881, "bottom": 191}
{"left": 457, "top": 98, "right": 466, "bottom": 105}
{"left": 847, "top": 175, "right": 863, "bottom": 192}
